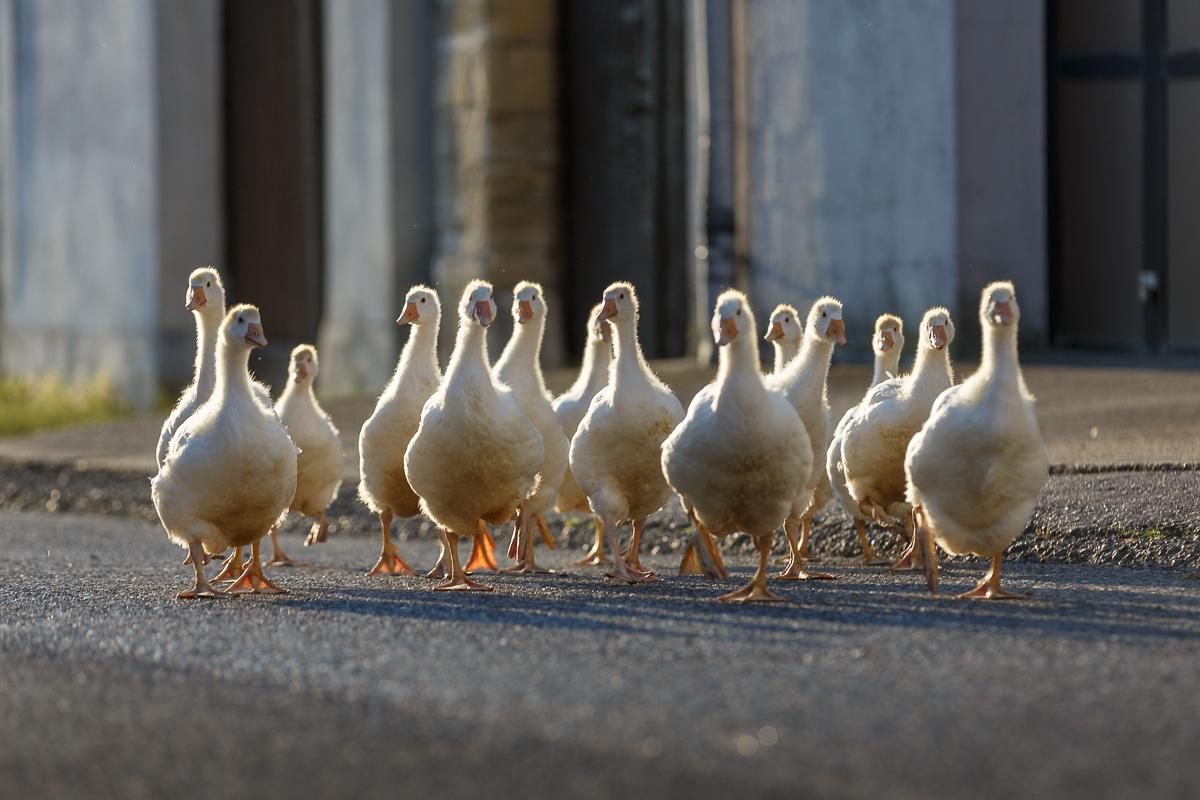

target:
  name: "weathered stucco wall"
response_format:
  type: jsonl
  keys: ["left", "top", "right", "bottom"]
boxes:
{"left": 741, "top": 0, "right": 957, "bottom": 350}
{"left": 2, "top": 0, "right": 159, "bottom": 407}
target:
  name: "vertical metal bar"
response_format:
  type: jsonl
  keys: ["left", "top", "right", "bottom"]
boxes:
{"left": 1144, "top": 0, "right": 1166, "bottom": 350}
{"left": 730, "top": 0, "right": 750, "bottom": 291}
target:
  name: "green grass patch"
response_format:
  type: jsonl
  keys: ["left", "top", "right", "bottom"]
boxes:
{"left": 1121, "top": 528, "right": 1165, "bottom": 540}
{"left": 0, "top": 376, "right": 126, "bottom": 437}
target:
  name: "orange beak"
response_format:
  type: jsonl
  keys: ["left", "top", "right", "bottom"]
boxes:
{"left": 764, "top": 322, "right": 785, "bottom": 342}
{"left": 474, "top": 300, "right": 494, "bottom": 327}
{"left": 245, "top": 322, "right": 267, "bottom": 348}
{"left": 928, "top": 324, "right": 948, "bottom": 350}
{"left": 517, "top": 299, "right": 534, "bottom": 324}
{"left": 993, "top": 300, "right": 1013, "bottom": 325}
{"left": 397, "top": 302, "right": 419, "bottom": 325}
{"left": 186, "top": 285, "right": 207, "bottom": 312}
{"left": 596, "top": 298, "right": 619, "bottom": 322}
{"left": 877, "top": 330, "right": 895, "bottom": 351}
{"left": 715, "top": 316, "right": 738, "bottom": 346}
{"left": 828, "top": 319, "right": 847, "bottom": 346}
{"left": 295, "top": 362, "right": 309, "bottom": 381}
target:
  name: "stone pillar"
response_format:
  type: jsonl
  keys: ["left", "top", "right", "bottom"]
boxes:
{"left": 0, "top": 0, "right": 13, "bottom": 372}
{"left": 318, "top": 0, "right": 434, "bottom": 394}
{"left": 1, "top": 0, "right": 159, "bottom": 408}
{"left": 432, "top": 0, "right": 562, "bottom": 364}
{"left": 155, "top": 0, "right": 225, "bottom": 390}
{"left": 741, "top": 0, "right": 956, "bottom": 349}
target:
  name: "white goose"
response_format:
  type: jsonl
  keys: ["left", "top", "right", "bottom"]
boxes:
{"left": 157, "top": 268, "right": 273, "bottom": 469}
{"left": 761, "top": 297, "right": 847, "bottom": 581}
{"left": 662, "top": 290, "right": 811, "bottom": 602}
{"left": 763, "top": 303, "right": 804, "bottom": 375}
{"left": 358, "top": 285, "right": 442, "bottom": 577}
{"left": 841, "top": 306, "right": 955, "bottom": 570}
{"left": 907, "top": 282, "right": 1048, "bottom": 598}
{"left": 492, "top": 280, "right": 570, "bottom": 573}
{"left": 404, "top": 280, "right": 543, "bottom": 591}
{"left": 825, "top": 314, "right": 905, "bottom": 565}
{"left": 569, "top": 282, "right": 684, "bottom": 584}
{"left": 151, "top": 305, "right": 298, "bottom": 598}
{"left": 552, "top": 304, "right": 612, "bottom": 566}
{"left": 272, "top": 344, "right": 343, "bottom": 562}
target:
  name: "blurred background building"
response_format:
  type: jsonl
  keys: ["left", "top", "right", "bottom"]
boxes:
{"left": 0, "top": 0, "right": 1192, "bottom": 408}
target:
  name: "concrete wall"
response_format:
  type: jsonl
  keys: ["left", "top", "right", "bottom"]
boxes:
{"left": 2, "top": 0, "right": 159, "bottom": 407}
{"left": 955, "top": 0, "right": 1046, "bottom": 349}
{"left": 431, "top": 0, "right": 562, "bottom": 363}
{"left": 318, "top": 0, "right": 434, "bottom": 394}
{"left": 740, "top": 0, "right": 957, "bottom": 352}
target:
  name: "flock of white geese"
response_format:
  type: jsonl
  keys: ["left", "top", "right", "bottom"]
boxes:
{"left": 152, "top": 268, "right": 1048, "bottom": 603}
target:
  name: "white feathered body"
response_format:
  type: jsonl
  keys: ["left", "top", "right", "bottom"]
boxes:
{"left": 841, "top": 355, "right": 953, "bottom": 517}
{"left": 663, "top": 371, "right": 811, "bottom": 538}
{"left": 826, "top": 352, "right": 902, "bottom": 522}
{"left": 570, "top": 363, "right": 683, "bottom": 525}
{"left": 277, "top": 382, "right": 342, "bottom": 517}
{"left": 495, "top": 349, "right": 568, "bottom": 521}
{"left": 358, "top": 325, "right": 441, "bottom": 519}
{"left": 405, "top": 329, "right": 543, "bottom": 536}
{"left": 906, "top": 357, "right": 1048, "bottom": 557}
{"left": 552, "top": 343, "right": 610, "bottom": 514}
{"left": 766, "top": 338, "right": 835, "bottom": 516}
{"left": 152, "top": 382, "right": 297, "bottom": 554}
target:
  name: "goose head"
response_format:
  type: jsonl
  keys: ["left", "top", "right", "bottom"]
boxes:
{"left": 512, "top": 280, "right": 547, "bottom": 326}
{"left": 186, "top": 267, "right": 225, "bottom": 316}
{"left": 398, "top": 284, "right": 440, "bottom": 326}
{"left": 806, "top": 297, "right": 847, "bottom": 346}
{"left": 589, "top": 302, "right": 612, "bottom": 343}
{"left": 713, "top": 289, "right": 754, "bottom": 347}
{"left": 596, "top": 282, "right": 638, "bottom": 325}
{"left": 290, "top": 344, "right": 318, "bottom": 384}
{"left": 981, "top": 281, "right": 1019, "bottom": 330}
{"left": 763, "top": 303, "right": 802, "bottom": 346}
{"left": 460, "top": 280, "right": 496, "bottom": 328}
{"left": 874, "top": 314, "right": 904, "bottom": 356}
{"left": 224, "top": 304, "right": 267, "bottom": 349}
{"left": 919, "top": 307, "right": 955, "bottom": 351}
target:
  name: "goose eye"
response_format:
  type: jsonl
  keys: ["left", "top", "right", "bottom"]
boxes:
{"left": 206, "top": 281, "right": 211, "bottom": 288}
{"left": 237, "top": 317, "right": 244, "bottom": 324}
{"left": 420, "top": 297, "right": 426, "bottom": 303}
{"left": 619, "top": 293, "right": 625, "bottom": 300}
{"left": 736, "top": 309, "right": 742, "bottom": 316}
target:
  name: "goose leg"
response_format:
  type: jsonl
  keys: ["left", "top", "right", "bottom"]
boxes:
{"left": 717, "top": 534, "right": 785, "bottom": 603}
{"left": 464, "top": 524, "right": 498, "bottom": 573}
{"left": 177, "top": 542, "right": 229, "bottom": 600}
{"left": 855, "top": 519, "right": 891, "bottom": 566}
{"left": 303, "top": 511, "right": 329, "bottom": 547}
{"left": 212, "top": 548, "right": 245, "bottom": 584}
{"left": 536, "top": 515, "right": 556, "bottom": 549}
{"left": 677, "top": 506, "right": 727, "bottom": 579}
{"left": 915, "top": 506, "right": 940, "bottom": 591}
{"left": 434, "top": 529, "right": 494, "bottom": 592}
{"left": 266, "top": 526, "right": 299, "bottom": 566}
{"left": 889, "top": 513, "right": 924, "bottom": 572}
{"left": 604, "top": 516, "right": 652, "bottom": 584}
{"left": 181, "top": 549, "right": 211, "bottom": 567}
{"left": 796, "top": 510, "right": 815, "bottom": 561}
{"left": 576, "top": 517, "right": 607, "bottom": 566}
{"left": 426, "top": 539, "right": 449, "bottom": 579}
{"left": 367, "top": 511, "right": 417, "bottom": 576}
{"left": 621, "top": 517, "right": 655, "bottom": 577}
{"left": 226, "top": 539, "right": 287, "bottom": 594}
{"left": 958, "top": 553, "right": 1024, "bottom": 600}
{"left": 502, "top": 509, "right": 552, "bottom": 574}
{"left": 777, "top": 515, "right": 835, "bottom": 580}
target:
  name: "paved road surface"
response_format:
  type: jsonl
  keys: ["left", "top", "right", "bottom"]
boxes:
{"left": 2, "top": 510, "right": 1198, "bottom": 799}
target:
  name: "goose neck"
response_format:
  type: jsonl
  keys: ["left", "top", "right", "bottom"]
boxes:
{"left": 718, "top": 334, "right": 761, "bottom": 386}
{"left": 610, "top": 316, "right": 650, "bottom": 393}
{"left": 215, "top": 340, "right": 256, "bottom": 407}
{"left": 445, "top": 319, "right": 491, "bottom": 388}
{"left": 772, "top": 339, "right": 800, "bottom": 374}
{"left": 912, "top": 343, "right": 954, "bottom": 388}
{"left": 981, "top": 325, "right": 1020, "bottom": 385}
{"left": 871, "top": 348, "right": 902, "bottom": 387}
{"left": 193, "top": 309, "right": 221, "bottom": 396}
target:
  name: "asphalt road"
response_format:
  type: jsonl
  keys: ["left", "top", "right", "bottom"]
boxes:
{"left": 2, "top": 510, "right": 1199, "bottom": 799}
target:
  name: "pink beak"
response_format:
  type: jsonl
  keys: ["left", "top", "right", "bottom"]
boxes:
{"left": 474, "top": 300, "right": 494, "bottom": 327}
{"left": 186, "top": 285, "right": 207, "bottom": 312}
{"left": 928, "top": 324, "right": 948, "bottom": 350}
{"left": 245, "top": 323, "right": 268, "bottom": 348}
{"left": 993, "top": 300, "right": 1013, "bottom": 325}
{"left": 397, "top": 302, "right": 419, "bottom": 325}
{"left": 596, "top": 299, "right": 619, "bottom": 322}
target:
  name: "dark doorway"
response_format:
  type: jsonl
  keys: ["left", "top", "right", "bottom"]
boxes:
{"left": 559, "top": 0, "right": 690, "bottom": 359}
{"left": 223, "top": 0, "right": 325, "bottom": 390}
{"left": 1050, "top": 0, "right": 1200, "bottom": 351}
